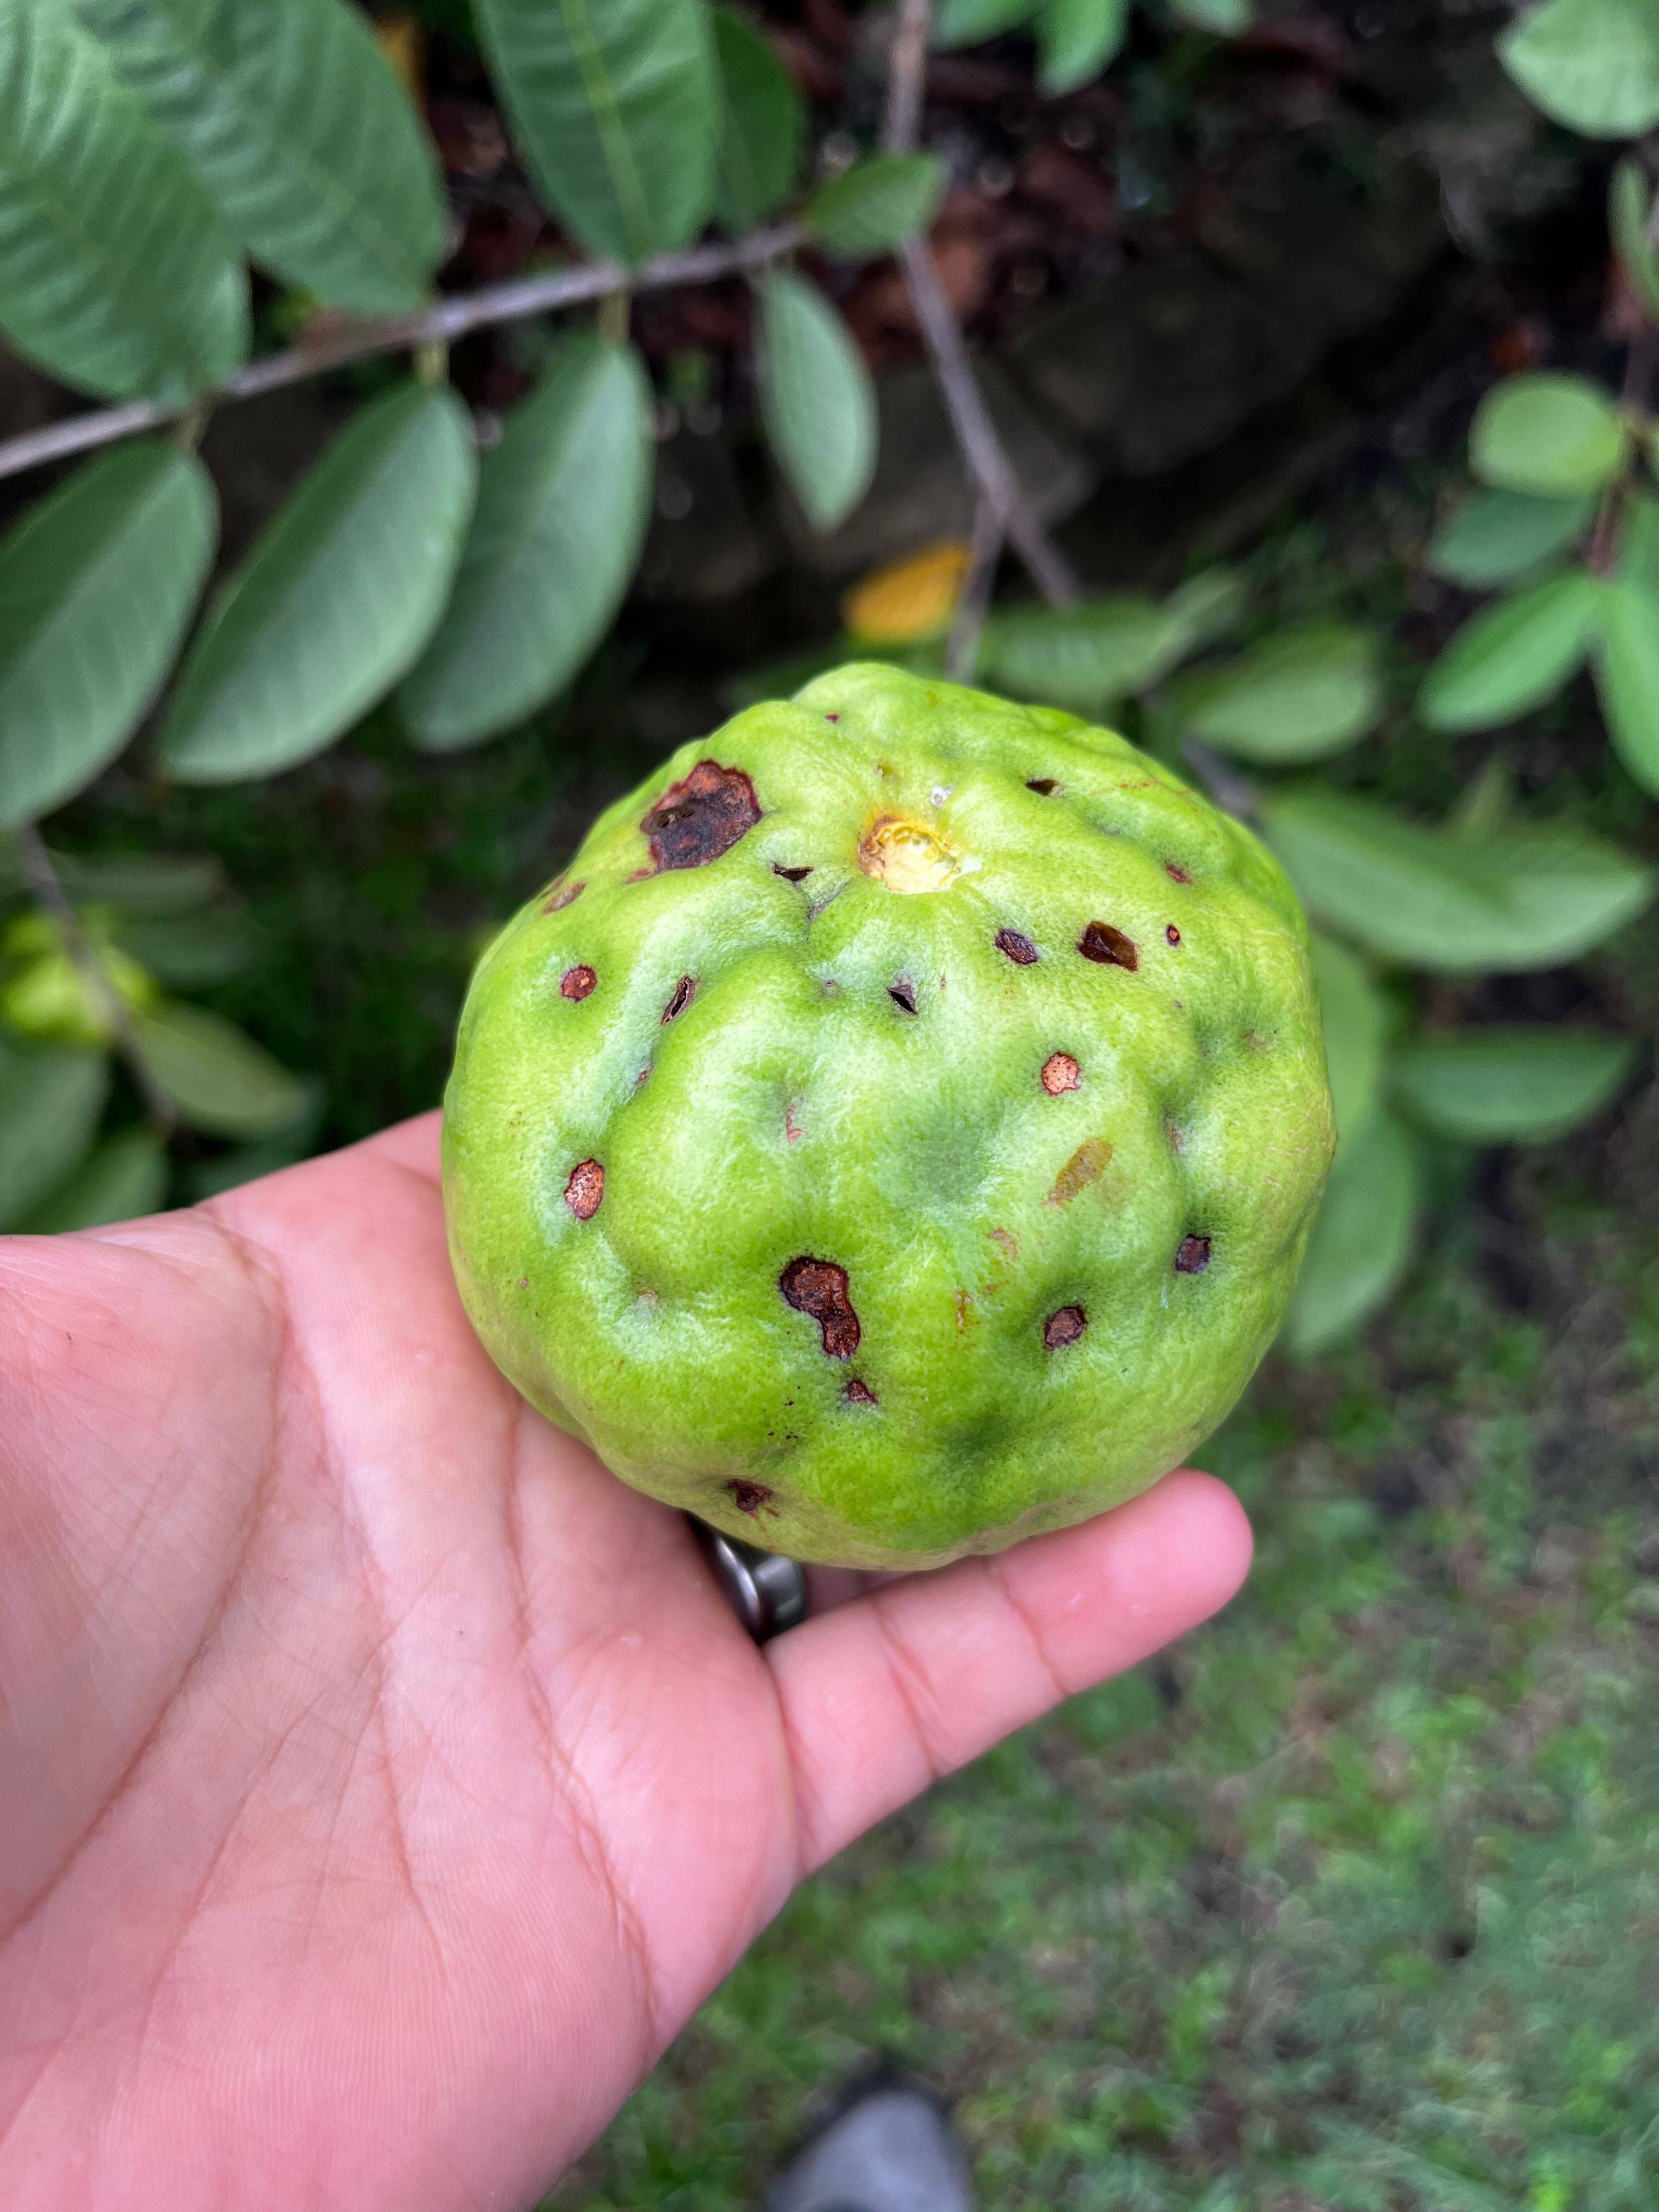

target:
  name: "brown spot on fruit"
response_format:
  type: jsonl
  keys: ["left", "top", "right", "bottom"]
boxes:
{"left": 1026, "top": 777, "right": 1058, "bottom": 795}
{"left": 542, "top": 876, "right": 584, "bottom": 912}
{"left": 640, "top": 760, "right": 760, "bottom": 872}
{"left": 1166, "top": 924, "right": 1181, "bottom": 945}
{"left": 1078, "top": 921, "right": 1138, "bottom": 970}
{"left": 1165, "top": 1119, "right": 1183, "bottom": 1153}
{"left": 565, "top": 1160, "right": 604, "bottom": 1219}
{"left": 888, "top": 981, "right": 918, "bottom": 1014}
{"left": 780, "top": 1257, "right": 860, "bottom": 1359}
{"left": 662, "top": 974, "right": 695, "bottom": 1024}
{"left": 727, "top": 1479, "right": 772, "bottom": 1515}
{"left": 1175, "top": 1234, "right": 1212, "bottom": 1273}
{"left": 784, "top": 1097, "right": 804, "bottom": 1143}
{"left": 1044, "top": 1305, "right": 1087, "bottom": 1350}
{"left": 773, "top": 863, "right": 814, "bottom": 882}
{"left": 561, "top": 964, "right": 597, "bottom": 1000}
{"left": 1047, "top": 1137, "right": 1113, "bottom": 1206}
{"left": 845, "top": 1378, "right": 879, "bottom": 1406}
{"left": 1165, "top": 862, "right": 1192, "bottom": 885}
{"left": 989, "top": 1226, "right": 1020, "bottom": 1261}
{"left": 1041, "top": 1052, "right": 1081, "bottom": 1096}
{"left": 996, "top": 928, "right": 1039, "bottom": 965}
{"left": 824, "top": 712, "right": 840, "bottom": 723}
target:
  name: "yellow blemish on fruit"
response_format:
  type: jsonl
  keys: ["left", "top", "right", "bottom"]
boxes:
{"left": 858, "top": 814, "right": 963, "bottom": 894}
{"left": 1046, "top": 1137, "right": 1113, "bottom": 1206}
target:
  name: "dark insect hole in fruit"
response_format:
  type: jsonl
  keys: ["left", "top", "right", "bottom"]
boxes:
{"left": 1079, "top": 921, "right": 1137, "bottom": 970}
{"left": 888, "top": 981, "right": 918, "bottom": 1014}
{"left": 1166, "top": 924, "right": 1181, "bottom": 945}
{"left": 727, "top": 1479, "right": 772, "bottom": 1515}
{"left": 773, "top": 863, "right": 814, "bottom": 881}
{"left": 663, "top": 974, "right": 695, "bottom": 1024}
{"left": 1175, "top": 1234, "right": 1212, "bottom": 1273}
{"left": 640, "top": 760, "right": 760, "bottom": 872}
{"left": 996, "top": 928, "right": 1040, "bottom": 966}
{"left": 1045, "top": 1305, "right": 1087, "bottom": 1350}
{"left": 1026, "top": 778, "right": 1058, "bottom": 795}
{"left": 780, "top": 1257, "right": 861, "bottom": 1359}
{"left": 561, "top": 964, "right": 597, "bottom": 1000}
{"left": 845, "top": 1379, "right": 879, "bottom": 1406}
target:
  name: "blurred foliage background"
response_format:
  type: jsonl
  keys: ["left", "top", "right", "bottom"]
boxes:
{"left": 2, "top": 0, "right": 1659, "bottom": 2200}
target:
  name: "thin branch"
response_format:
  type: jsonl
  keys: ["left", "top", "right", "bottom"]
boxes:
{"left": 15, "top": 827, "right": 177, "bottom": 1139}
{"left": 0, "top": 224, "right": 799, "bottom": 486}
{"left": 898, "top": 236, "right": 1080, "bottom": 607}
{"left": 879, "top": 0, "right": 1079, "bottom": 610}
{"left": 946, "top": 496, "right": 1003, "bottom": 681}
{"left": 883, "top": 0, "right": 933, "bottom": 156}
{"left": 1180, "top": 738, "right": 1259, "bottom": 822}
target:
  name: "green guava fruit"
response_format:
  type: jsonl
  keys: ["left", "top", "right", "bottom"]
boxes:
{"left": 443, "top": 663, "right": 1334, "bottom": 1570}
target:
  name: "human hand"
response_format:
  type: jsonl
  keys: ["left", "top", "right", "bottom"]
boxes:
{"left": 0, "top": 1114, "right": 1251, "bottom": 2211}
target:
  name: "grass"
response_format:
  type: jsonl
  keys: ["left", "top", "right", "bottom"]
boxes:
{"left": 552, "top": 1163, "right": 1659, "bottom": 2209}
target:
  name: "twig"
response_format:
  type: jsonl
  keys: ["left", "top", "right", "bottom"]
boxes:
{"left": 1180, "top": 738, "right": 1259, "bottom": 821}
{"left": 882, "top": 0, "right": 933, "bottom": 156}
{"left": 0, "top": 224, "right": 799, "bottom": 486}
{"left": 879, "top": 0, "right": 1079, "bottom": 609}
{"left": 946, "top": 496, "right": 1003, "bottom": 680}
{"left": 898, "top": 237, "right": 1080, "bottom": 607}
{"left": 15, "top": 826, "right": 177, "bottom": 1139}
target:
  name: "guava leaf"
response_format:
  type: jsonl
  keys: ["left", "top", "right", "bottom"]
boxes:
{"left": 1418, "top": 571, "right": 1597, "bottom": 732}
{"left": 712, "top": 8, "right": 803, "bottom": 233}
{"left": 756, "top": 270, "right": 877, "bottom": 532}
{"left": 1392, "top": 1027, "right": 1635, "bottom": 1144}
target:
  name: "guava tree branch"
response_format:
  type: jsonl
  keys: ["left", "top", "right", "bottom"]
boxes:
{"left": 15, "top": 826, "right": 177, "bottom": 1139}
{"left": 880, "top": 0, "right": 1080, "bottom": 612}
{"left": 0, "top": 225, "right": 800, "bottom": 486}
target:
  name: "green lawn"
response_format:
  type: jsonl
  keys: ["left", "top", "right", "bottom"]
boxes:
{"left": 553, "top": 1169, "right": 1659, "bottom": 2209}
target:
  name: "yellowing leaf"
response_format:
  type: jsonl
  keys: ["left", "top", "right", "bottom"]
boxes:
{"left": 376, "top": 13, "right": 424, "bottom": 101}
{"left": 842, "top": 541, "right": 971, "bottom": 644}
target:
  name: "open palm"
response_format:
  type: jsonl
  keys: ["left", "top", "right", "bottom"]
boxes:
{"left": 0, "top": 1114, "right": 1250, "bottom": 2211}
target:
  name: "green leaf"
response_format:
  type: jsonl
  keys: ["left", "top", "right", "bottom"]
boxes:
{"left": 1284, "top": 1110, "right": 1419, "bottom": 1357}
{"left": 1156, "top": 568, "right": 1246, "bottom": 661}
{"left": 1261, "top": 788, "right": 1655, "bottom": 973}
{"left": 472, "top": 0, "right": 718, "bottom": 263}
{"left": 1392, "top": 1028, "right": 1635, "bottom": 1144}
{"left": 1593, "top": 574, "right": 1659, "bottom": 795}
{"left": 72, "top": 0, "right": 444, "bottom": 316}
{"left": 22, "top": 1126, "right": 166, "bottom": 1231}
{"left": 757, "top": 271, "right": 877, "bottom": 533}
{"left": 1425, "top": 487, "right": 1595, "bottom": 589}
{"left": 1169, "top": 0, "right": 1251, "bottom": 30}
{"left": 1470, "top": 374, "right": 1627, "bottom": 498}
{"left": 49, "top": 848, "right": 225, "bottom": 913}
{"left": 112, "top": 909, "right": 258, "bottom": 987}
{"left": 934, "top": 0, "right": 1043, "bottom": 46}
{"left": 133, "top": 1000, "right": 307, "bottom": 1135}
{"left": 0, "top": 443, "right": 216, "bottom": 832}
{"left": 711, "top": 7, "right": 802, "bottom": 232}
{"left": 1499, "top": 0, "right": 1659, "bottom": 138}
{"left": 982, "top": 597, "right": 1175, "bottom": 715}
{"left": 1617, "top": 490, "right": 1659, "bottom": 595}
{"left": 1036, "top": 0, "right": 1129, "bottom": 95}
{"left": 1177, "top": 624, "right": 1383, "bottom": 763}
{"left": 1310, "top": 933, "right": 1387, "bottom": 1147}
{"left": 0, "top": 0, "right": 246, "bottom": 400}
{"left": 159, "top": 383, "right": 477, "bottom": 783}
{"left": 402, "top": 335, "right": 653, "bottom": 752}
{"left": 806, "top": 154, "right": 946, "bottom": 259}
{"left": 1610, "top": 155, "right": 1659, "bottom": 319}
{"left": 0, "top": 1040, "right": 109, "bottom": 1229}
{"left": 1418, "top": 571, "right": 1598, "bottom": 733}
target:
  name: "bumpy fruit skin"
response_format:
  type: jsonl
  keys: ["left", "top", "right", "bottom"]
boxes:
{"left": 443, "top": 664, "right": 1334, "bottom": 1570}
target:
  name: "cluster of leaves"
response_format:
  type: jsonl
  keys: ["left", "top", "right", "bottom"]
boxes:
{"left": 935, "top": 0, "right": 1250, "bottom": 99}
{"left": 0, "top": 843, "right": 311, "bottom": 1233}
{"left": 0, "top": 0, "right": 962, "bottom": 1210}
